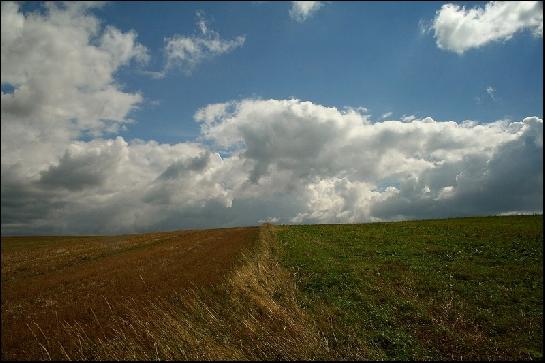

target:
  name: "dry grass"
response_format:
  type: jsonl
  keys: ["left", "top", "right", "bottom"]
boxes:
{"left": 2, "top": 225, "right": 327, "bottom": 360}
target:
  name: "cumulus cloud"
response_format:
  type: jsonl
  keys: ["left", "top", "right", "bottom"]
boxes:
{"left": 39, "top": 138, "right": 128, "bottom": 191}
{"left": 431, "top": 1, "right": 543, "bottom": 54}
{"left": 1, "top": 1, "right": 146, "bottom": 176}
{"left": 196, "top": 100, "right": 542, "bottom": 225}
{"left": 289, "top": 1, "right": 324, "bottom": 22}
{"left": 2, "top": 98, "right": 542, "bottom": 234}
{"left": 153, "top": 12, "right": 245, "bottom": 77}
{"left": 1, "top": 2, "right": 542, "bottom": 235}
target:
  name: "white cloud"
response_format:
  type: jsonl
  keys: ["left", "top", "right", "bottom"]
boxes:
{"left": 2, "top": 96, "right": 542, "bottom": 234}
{"left": 431, "top": 1, "right": 543, "bottom": 54}
{"left": 418, "top": 19, "right": 432, "bottom": 35}
{"left": 192, "top": 99, "right": 541, "bottom": 225}
{"left": 486, "top": 86, "right": 496, "bottom": 101}
{"left": 158, "top": 12, "right": 245, "bottom": 76}
{"left": 289, "top": 1, "right": 324, "bottom": 22}
{"left": 381, "top": 112, "right": 393, "bottom": 119}
{"left": 476, "top": 86, "right": 498, "bottom": 104}
{"left": 100, "top": 26, "right": 150, "bottom": 66}
{"left": 1, "top": 1, "right": 146, "bottom": 177}
{"left": 401, "top": 114, "right": 417, "bottom": 122}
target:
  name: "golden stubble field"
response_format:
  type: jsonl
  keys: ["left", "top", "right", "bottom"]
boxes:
{"left": 1, "top": 227, "right": 260, "bottom": 360}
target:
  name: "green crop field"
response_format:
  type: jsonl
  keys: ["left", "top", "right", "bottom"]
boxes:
{"left": 276, "top": 215, "right": 543, "bottom": 360}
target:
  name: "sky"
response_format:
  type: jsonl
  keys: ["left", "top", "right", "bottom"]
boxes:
{"left": 1, "top": 1, "right": 543, "bottom": 235}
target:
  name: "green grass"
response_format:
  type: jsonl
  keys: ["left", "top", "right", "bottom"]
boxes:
{"left": 276, "top": 215, "right": 543, "bottom": 360}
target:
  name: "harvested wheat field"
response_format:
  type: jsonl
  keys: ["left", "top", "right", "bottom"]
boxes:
{"left": 1, "top": 227, "right": 266, "bottom": 360}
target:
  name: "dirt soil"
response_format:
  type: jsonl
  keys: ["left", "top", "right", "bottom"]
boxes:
{"left": 1, "top": 227, "right": 258, "bottom": 360}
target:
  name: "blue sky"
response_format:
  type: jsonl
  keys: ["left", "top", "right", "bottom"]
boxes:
{"left": 1, "top": 1, "right": 543, "bottom": 234}
{"left": 25, "top": 1, "right": 543, "bottom": 144}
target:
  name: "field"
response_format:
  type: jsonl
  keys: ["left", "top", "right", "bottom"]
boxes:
{"left": 1, "top": 228, "right": 260, "bottom": 360}
{"left": 276, "top": 215, "right": 543, "bottom": 360}
{"left": 1, "top": 215, "right": 543, "bottom": 360}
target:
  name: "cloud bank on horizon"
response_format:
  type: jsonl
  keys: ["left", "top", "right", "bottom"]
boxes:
{"left": 1, "top": 1, "right": 543, "bottom": 235}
